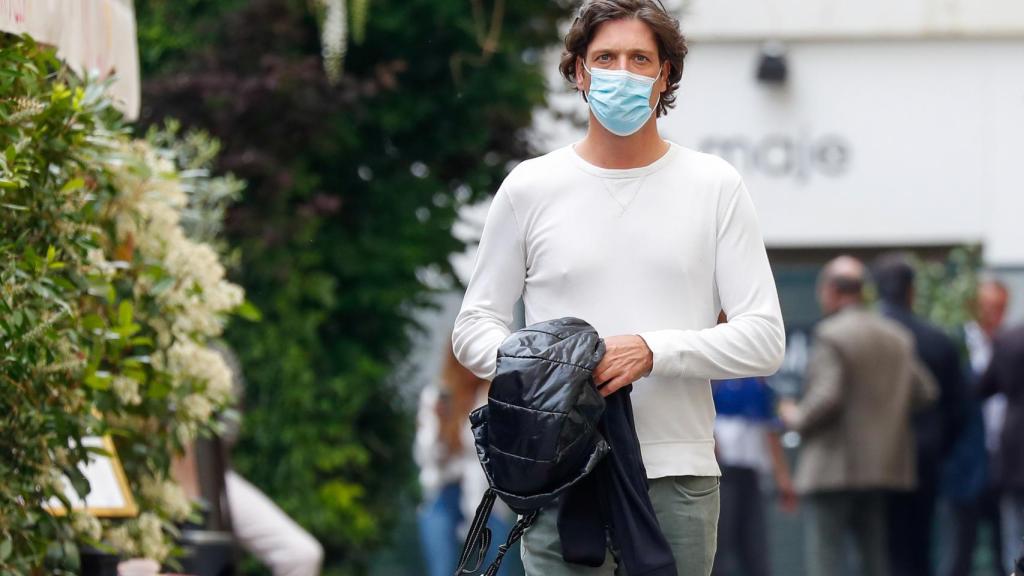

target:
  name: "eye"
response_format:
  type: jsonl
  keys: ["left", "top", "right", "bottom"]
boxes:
{"left": 634, "top": 55, "right": 650, "bottom": 63}
{"left": 596, "top": 54, "right": 612, "bottom": 62}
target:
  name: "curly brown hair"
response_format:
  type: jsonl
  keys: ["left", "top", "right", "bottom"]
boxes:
{"left": 559, "top": 0, "right": 688, "bottom": 118}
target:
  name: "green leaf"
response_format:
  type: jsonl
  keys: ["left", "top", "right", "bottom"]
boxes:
{"left": 64, "top": 464, "right": 91, "bottom": 500}
{"left": 23, "top": 245, "right": 40, "bottom": 271}
{"left": 147, "top": 377, "right": 171, "bottom": 399}
{"left": 82, "top": 314, "right": 104, "bottom": 331}
{"left": 0, "top": 536, "right": 11, "bottom": 561}
{"left": 114, "top": 323, "right": 141, "bottom": 338}
{"left": 59, "top": 177, "right": 85, "bottom": 194}
{"left": 46, "top": 244, "right": 56, "bottom": 262}
{"left": 84, "top": 444, "right": 112, "bottom": 458}
{"left": 84, "top": 371, "right": 111, "bottom": 390}
{"left": 117, "top": 300, "right": 133, "bottom": 327}
{"left": 235, "top": 300, "right": 263, "bottom": 322}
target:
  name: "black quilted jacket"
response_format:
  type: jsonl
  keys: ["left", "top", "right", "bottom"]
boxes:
{"left": 465, "top": 317, "right": 677, "bottom": 576}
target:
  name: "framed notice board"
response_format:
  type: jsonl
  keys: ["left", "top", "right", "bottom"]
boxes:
{"left": 46, "top": 435, "right": 138, "bottom": 518}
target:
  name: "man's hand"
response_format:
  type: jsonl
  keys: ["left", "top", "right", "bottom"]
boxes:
{"left": 778, "top": 481, "right": 799, "bottom": 514}
{"left": 778, "top": 399, "right": 801, "bottom": 430}
{"left": 593, "top": 335, "right": 654, "bottom": 397}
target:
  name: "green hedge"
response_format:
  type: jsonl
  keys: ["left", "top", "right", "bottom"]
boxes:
{"left": 0, "top": 34, "right": 243, "bottom": 572}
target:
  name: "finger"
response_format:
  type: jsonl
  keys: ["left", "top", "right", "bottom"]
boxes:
{"left": 593, "top": 365, "right": 618, "bottom": 386}
{"left": 599, "top": 375, "right": 631, "bottom": 397}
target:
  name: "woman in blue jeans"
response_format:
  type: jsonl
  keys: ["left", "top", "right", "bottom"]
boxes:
{"left": 415, "top": 349, "right": 523, "bottom": 576}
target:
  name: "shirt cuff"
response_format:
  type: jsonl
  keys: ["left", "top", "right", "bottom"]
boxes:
{"left": 637, "top": 330, "right": 683, "bottom": 380}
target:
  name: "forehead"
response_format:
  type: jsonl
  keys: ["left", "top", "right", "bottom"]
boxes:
{"left": 979, "top": 283, "right": 1009, "bottom": 304}
{"left": 587, "top": 17, "right": 659, "bottom": 54}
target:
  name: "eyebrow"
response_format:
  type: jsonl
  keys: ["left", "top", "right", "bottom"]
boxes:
{"left": 589, "top": 48, "right": 657, "bottom": 57}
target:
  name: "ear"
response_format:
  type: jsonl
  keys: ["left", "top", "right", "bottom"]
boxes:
{"left": 576, "top": 57, "right": 589, "bottom": 93}
{"left": 658, "top": 61, "right": 670, "bottom": 93}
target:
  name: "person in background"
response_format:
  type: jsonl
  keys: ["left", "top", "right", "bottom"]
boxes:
{"left": 712, "top": 311, "right": 796, "bottom": 576}
{"left": 172, "top": 343, "right": 325, "bottom": 576}
{"left": 779, "top": 256, "right": 937, "bottom": 576}
{"left": 872, "top": 253, "right": 968, "bottom": 576}
{"left": 414, "top": 345, "right": 520, "bottom": 576}
{"left": 948, "top": 279, "right": 1012, "bottom": 576}
{"left": 711, "top": 366, "right": 796, "bottom": 574}
{"left": 978, "top": 320, "right": 1024, "bottom": 574}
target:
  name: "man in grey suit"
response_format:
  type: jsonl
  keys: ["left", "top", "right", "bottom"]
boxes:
{"left": 780, "top": 256, "right": 937, "bottom": 576}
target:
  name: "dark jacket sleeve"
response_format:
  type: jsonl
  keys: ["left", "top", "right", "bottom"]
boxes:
{"left": 937, "top": 338, "right": 969, "bottom": 455}
{"left": 977, "top": 340, "right": 1003, "bottom": 400}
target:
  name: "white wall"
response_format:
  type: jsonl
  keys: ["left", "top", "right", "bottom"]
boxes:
{"left": 678, "top": 0, "right": 1024, "bottom": 40}
{"left": 533, "top": 38, "right": 1024, "bottom": 266}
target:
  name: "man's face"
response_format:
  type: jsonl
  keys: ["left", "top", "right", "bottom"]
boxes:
{"left": 817, "top": 283, "right": 838, "bottom": 316}
{"left": 976, "top": 283, "right": 1009, "bottom": 333}
{"left": 576, "top": 17, "right": 669, "bottom": 110}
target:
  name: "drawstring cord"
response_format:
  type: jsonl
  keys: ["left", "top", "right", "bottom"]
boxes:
{"left": 482, "top": 510, "right": 537, "bottom": 576}
{"left": 455, "top": 489, "right": 496, "bottom": 575}
{"left": 454, "top": 490, "right": 539, "bottom": 576}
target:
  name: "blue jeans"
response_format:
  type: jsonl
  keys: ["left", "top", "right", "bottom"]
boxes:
{"left": 419, "top": 483, "right": 462, "bottom": 576}
{"left": 418, "top": 482, "right": 523, "bottom": 576}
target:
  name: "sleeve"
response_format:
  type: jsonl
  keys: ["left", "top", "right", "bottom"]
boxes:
{"left": 791, "top": 338, "right": 845, "bottom": 434}
{"left": 451, "top": 185, "right": 527, "bottom": 381}
{"left": 639, "top": 178, "right": 786, "bottom": 381}
{"left": 939, "top": 342, "right": 970, "bottom": 454}
{"left": 910, "top": 358, "right": 939, "bottom": 410}
{"left": 977, "top": 338, "right": 1003, "bottom": 399}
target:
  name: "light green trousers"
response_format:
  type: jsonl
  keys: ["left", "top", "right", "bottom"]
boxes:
{"left": 520, "top": 476, "right": 720, "bottom": 576}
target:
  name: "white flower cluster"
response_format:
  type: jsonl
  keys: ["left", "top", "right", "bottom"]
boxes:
{"left": 111, "top": 375, "right": 142, "bottom": 406}
{"left": 104, "top": 512, "right": 171, "bottom": 562}
{"left": 111, "top": 142, "right": 243, "bottom": 346}
{"left": 100, "top": 139, "right": 246, "bottom": 558}
{"left": 85, "top": 247, "right": 117, "bottom": 279}
{"left": 164, "top": 341, "right": 233, "bottom": 404}
{"left": 319, "top": 0, "right": 348, "bottom": 83}
{"left": 71, "top": 512, "right": 102, "bottom": 541}
{"left": 140, "top": 476, "right": 192, "bottom": 522}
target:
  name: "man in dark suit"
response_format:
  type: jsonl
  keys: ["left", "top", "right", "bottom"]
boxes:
{"left": 948, "top": 279, "right": 1013, "bottom": 576}
{"left": 979, "top": 322, "right": 1024, "bottom": 573}
{"left": 872, "top": 253, "right": 969, "bottom": 576}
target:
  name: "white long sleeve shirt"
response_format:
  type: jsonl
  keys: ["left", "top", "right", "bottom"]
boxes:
{"left": 452, "top": 141, "right": 785, "bottom": 478}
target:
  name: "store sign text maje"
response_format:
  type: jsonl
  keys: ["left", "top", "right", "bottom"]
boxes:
{"left": 699, "top": 132, "right": 851, "bottom": 184}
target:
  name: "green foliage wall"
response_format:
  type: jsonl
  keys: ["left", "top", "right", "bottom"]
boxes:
{"left": 135, "top": 0, "right": 573, "bottom": 572}
{"left": 0, "top": 37, "right": 109, "bottom": 574}
{"left": 0, "top": 35, "right": 244, "bottom": 572}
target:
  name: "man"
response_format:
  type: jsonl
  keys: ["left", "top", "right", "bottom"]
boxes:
{"left": 979, "top": 321, "right": 1024, "bottom": 573}
{"left": 451, "top": 1, "right": 786, "bottom": 574}
{"left": 948, "top": 279, "right": 1012, "bottom": 576}
{"left": 872, "top": 253, "right": 968, "bottom": 576}
{"left": 779, "top": 256, "right": 937, "bottom": 576}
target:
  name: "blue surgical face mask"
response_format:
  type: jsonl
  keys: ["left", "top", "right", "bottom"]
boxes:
{"left": 584, "top": 64, "right": 662, "bottom": 137}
